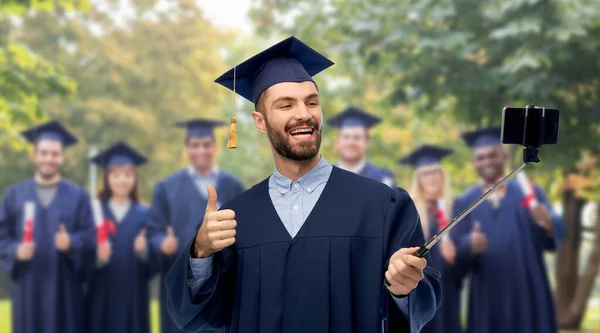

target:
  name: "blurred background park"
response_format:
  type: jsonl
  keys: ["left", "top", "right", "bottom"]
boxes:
{"left": 1, "top": 0, "right": 599, "bottom": 332}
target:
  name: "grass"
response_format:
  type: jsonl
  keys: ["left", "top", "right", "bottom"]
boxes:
{"left": 0, "top": 299, "right": 598, "bottom": 332}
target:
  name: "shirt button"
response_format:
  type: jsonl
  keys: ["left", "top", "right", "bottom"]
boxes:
{"left": 307, "top": 187, "right": 312, "bottom": 192}
{"left": 294, "top": 183, "right": 299, "bottom": 188}
{"left": 293, "top": 205, "right": 299, "bottom": 210}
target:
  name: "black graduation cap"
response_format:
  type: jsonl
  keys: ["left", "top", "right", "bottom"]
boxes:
{"left": 462, "top": 126, "right": 502, "bottom": 149}
{"left": 214, "top": 36, "right": 334, "bottom": 106}
{"left": 90, "top": 141, "right": 147, "bottom": 168}
{"left": 20, "top": 120, "right": 78, "bottom": 148}
{"left": 174, "top": 119, "right": 226, "bottom": 140}
{"left": 399, "top": 145, "right": 454, "bottom": 168}
{"left": 326, "top": 106, "right": 381, "bottom": 129}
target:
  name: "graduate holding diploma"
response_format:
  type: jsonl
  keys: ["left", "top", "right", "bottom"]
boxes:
{"left": 84, "top": 141, "right": 160, "bottom": 333}
{"left": 452, "top": 126, "right": 566, "bottom": 333}
{"left": 165, "top": 36, "right": 441, "bottom": 333}
{"left": 0, "top": 120, "right": 95, "bottom": 333}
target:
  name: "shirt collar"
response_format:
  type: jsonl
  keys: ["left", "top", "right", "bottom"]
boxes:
{"left": 188, "top": 165, "right": 219, "bottom": 178}
{"left": 271, "top": 156, "right": 332, "bottom": 195}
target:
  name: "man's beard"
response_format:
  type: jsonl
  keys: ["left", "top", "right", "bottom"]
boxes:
{"left": 37, "top": 166, "right": 59, "bottom": 180}
{"left": 265, "top": 117, "right": 322, "bottom": 161}
{"left": 477, "top": 165, "right": 504, "bottom": 184}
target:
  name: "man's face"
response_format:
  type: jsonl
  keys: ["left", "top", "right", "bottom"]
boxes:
{"left": 473, "top": 145, "right": 506, "bottom": 183}
{"left": 186, "top": 136, "right": 217, "bottom": 170}
{"left": 336, "top": 126, "right": 368, "bottom": 162}
{"left": 34, "top": 140, "right": 64, "bottom": 179}
{"left": 252, "top": 81, "right": 323, "bottom": 161}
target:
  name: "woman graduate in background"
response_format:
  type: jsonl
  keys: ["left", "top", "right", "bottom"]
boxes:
{"left": 400, "top": 145, "right": 463, "bottom": 333}
{"left": 85, "top": 141, "right": 160, "bottom": 333}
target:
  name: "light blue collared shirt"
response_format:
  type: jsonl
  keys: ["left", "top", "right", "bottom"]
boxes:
{"left": 188, "top": 157, "right": 409, "bottom": 317}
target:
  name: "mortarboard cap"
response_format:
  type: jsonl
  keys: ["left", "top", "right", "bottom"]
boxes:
{"left": 214, "top": 36, "right": 334, "bottom": 106}
{"left": 20, "top": 120, "right": 78, "bottom": 147}
{"left": 399, "top": 145, "right": 454, "bottom": 168}
{"left": 327, "top": 106, "right": 381, "bottom": 129}
{"left": 174, "top": 119, "right": 226, "bottom": 140}
{"left": 90, "top": 141, "right": 147, "bottom": 168}
{"left": 462, "top": 127, "right": 502, "bottom": 149}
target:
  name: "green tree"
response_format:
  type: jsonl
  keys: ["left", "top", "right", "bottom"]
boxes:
{"left": 251, "top": 0, "right": 600, "bottom": 329}
{"left": 0, "top": 0, "right": 80, "bottom": 152}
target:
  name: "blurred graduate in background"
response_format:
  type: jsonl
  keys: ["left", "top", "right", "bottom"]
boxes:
{"left": 328, "top": 106, "right": 396, "bottom": 187}
{"left": 147, "top": 119, "right": 245, "bottom": 333}
{"left": 85, "top": 141, "right": 160, "bottom": 333}
{"left": 0, "top": 121, "right": 96, "bottom": 333}
{"left": 451, "top": 127, "right": 567, "bottom": 333}
{"left": 400, "top": 145, "right": 463, "bottom": 333}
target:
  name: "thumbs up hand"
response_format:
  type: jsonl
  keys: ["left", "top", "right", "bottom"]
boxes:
{"left": 160, "top": 226, "right": 178, "bottom": 256}
{"left": 134, "top": 228, "right": 147, "bottom": 255}
{"left": 55, "top": 224, "right": 71, "bottom": 252}
{"left": 470, "top": 222, "right": 488, "bottom": 255}
{"left": 193, "top": 184, "right": 237, "bottom": 258}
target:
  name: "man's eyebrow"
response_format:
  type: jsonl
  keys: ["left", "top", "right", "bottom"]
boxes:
{"left": 304, "top": 93, "right": 320, "bottom": 101}
{"left": 271, "top": 96, "right": 296, "bottom": 107}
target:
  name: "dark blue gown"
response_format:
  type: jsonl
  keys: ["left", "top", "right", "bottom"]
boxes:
{"left": 451, "top": 180, "right": 566, "bottom": 333}
{"left": 165, "top": 168, "right": 441, "bottom": 333}
{"left": 0, "top": 179, "right": 96, "bottom": 333}
{"left": 420, "top": 210, "right": 464, "bottom": 333}
{"left": 84, "top": 202, "right": 160, "bottom": 333}
{"left": 148, "top": 169, "right": 244, "bottom": 333}
{"left": 359, "top": 161, "right": 396, "bottom": 187}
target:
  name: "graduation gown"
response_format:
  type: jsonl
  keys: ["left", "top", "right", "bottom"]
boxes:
{"left": 451, "top": 180, "right": 566, "bottom": 333}
{"left": 84, "top": 202, "right": 160, "bottom": 333}
{"left": 0, "top": 179, "right": 96, "bottom": 333}
{"left": 358, "top": 161, "right": 396, "bottom": 188}
{"left": 165, "top": 167, "right": 441, "bottom": 333}
{"left": 420, "top": 212, "right": 463, "bottom": 333}
{"left": 148, "top": 169, "right": 244, "bottom": 333}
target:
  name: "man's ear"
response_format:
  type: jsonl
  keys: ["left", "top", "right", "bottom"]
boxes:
{"left": 252, "top": 111, "right": 267, "bottom": 134}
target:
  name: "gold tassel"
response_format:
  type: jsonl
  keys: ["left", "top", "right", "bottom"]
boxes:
{"left": 227, "top": 66, "right": 238, "bottom": 149}
{"left": 227, "top": 115, "right": 237, "bottom": 149}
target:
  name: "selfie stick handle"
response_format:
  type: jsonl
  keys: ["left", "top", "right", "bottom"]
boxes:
{"left": 384, "top": 162, "right": 528, "bottom": 288}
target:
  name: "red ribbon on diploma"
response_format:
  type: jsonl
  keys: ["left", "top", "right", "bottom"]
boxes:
{"left": 436, "top": 208, "right": 449, "bottom": 230}
{"left": 97, "top": 219, "right": 116, "bottom": 245}
{"left": 23, "top": 219, "right": 34, "bottom": 243}
{"left": 23, "top": 202, "right": 35, "bottom": 243}
{"left": 519, "top": 174, "right": 538, "bottom": 210}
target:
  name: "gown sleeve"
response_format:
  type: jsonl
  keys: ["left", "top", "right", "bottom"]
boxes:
{"left": 449, "top": 195, "right": 479, "bottom": 279}
{"left": 65, "top": 190, "right": 96, "bottom": 277}
{"left": 0, "top": 187, "right": 20, "bottom": 280}
{"left": 137, "top": 207, "right": 163, "bottom": 280}
{"left": 384, "top": 188, "right": 442, "bottom": 333}
{"left": 148, "top": 182, "right": 169, "bottom": 256}
{"left": 165, "top": 234, "right": 236, "bottom": 332}
{"left": 532, "top": 185, "right": 567, "bottom": 251}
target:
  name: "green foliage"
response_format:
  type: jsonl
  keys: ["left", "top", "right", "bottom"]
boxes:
{"left": 0, "top": 0, "right": 264, "bottom": 199}
{"left": 250, "top": 0, "right": 600, "bottom": 198}
{"left": 0, "top": 1, "right": 78, "bottom": 164}
{"left": 0, "top": 0, "right": 90, "bottom": 14}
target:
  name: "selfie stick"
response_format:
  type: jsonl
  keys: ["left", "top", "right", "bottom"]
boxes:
{"left": 384, "top": 104, "right": 554, "bottom": 288}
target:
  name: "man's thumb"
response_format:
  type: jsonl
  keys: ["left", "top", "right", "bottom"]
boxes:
{"left": 139, "top": 228, "right": 147, "bottom": 238}
{"left": 166, "top": 226, "right": 175, "bottom": 237}
{"left": 391, "top": 246, "right": 420, "bottom": 261}
{"left": 473, "top": 222, "right": 481, "bottom": 233}
{"left": 206, "top": 184, "right": 218, "bottom": 212}
{"left": 58, "top": 224, "right": 67, "bottom": 233}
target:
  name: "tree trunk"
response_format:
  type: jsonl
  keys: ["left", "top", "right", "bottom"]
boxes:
{"left": 555, "top": 184, "right": 586, "bottom": 328}
{"left": 561, "top": 203, "right": 600, "bottom": 329}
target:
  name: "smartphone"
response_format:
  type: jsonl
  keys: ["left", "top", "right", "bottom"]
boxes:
{"left": 501, "top": 105, "right": 560, "bottom": 147}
